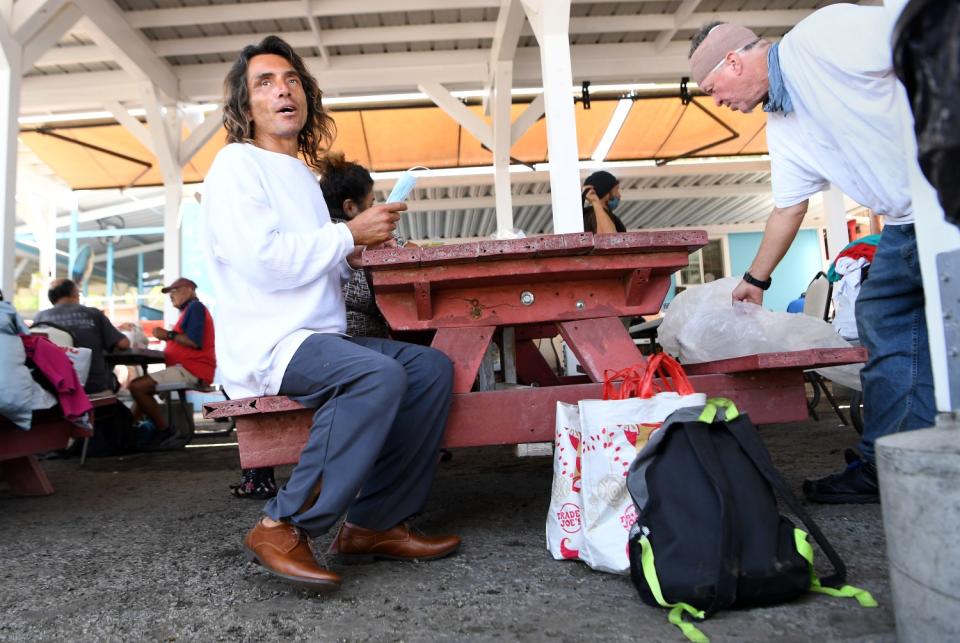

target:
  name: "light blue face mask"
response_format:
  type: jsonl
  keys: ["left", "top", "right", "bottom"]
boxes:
{"left": 607, "top": 196, "right": 621, "bottom": 211}
{"left": 386, "top": 166, "right": 429, "bottom": 203}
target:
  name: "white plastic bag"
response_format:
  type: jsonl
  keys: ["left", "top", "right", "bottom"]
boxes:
{"left": 546, "top": 402, "right": 585, "bottom": 561}
{"left": 659, "top": 277, "right": 852, "bottom": 364}
{"left": 61, "top": 345, "right": 92, "bottom": 386}
{"left": 120, "top": 322, "right": 149, "bottom": 350}
{"left": 547, "top": 355, "right": 706, "bottom": 575}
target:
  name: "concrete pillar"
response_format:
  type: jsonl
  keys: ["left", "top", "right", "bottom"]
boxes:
{"left": 876, "top": 421, "right": 960, "bottom": 642}
{"left": 822, "top": 185, "right": 850, "bottom": 260}
{"left": 520, "top": 0, "right": 583, "bottom": 234}
{"left": 0, "top": 18, "right": 20, "bottom": 300}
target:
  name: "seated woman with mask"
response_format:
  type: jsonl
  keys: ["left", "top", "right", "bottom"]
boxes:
{"left": 582, "top": 170, "right": 626, "bottom": 234}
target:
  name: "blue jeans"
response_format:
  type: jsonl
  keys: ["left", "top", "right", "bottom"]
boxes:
{"left": 855, "top": 224, "right": 935, "bottom": 463}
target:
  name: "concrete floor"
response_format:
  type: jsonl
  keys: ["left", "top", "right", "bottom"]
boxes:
{"left": 0, "top": 399, "right": 894, "bottom": 642}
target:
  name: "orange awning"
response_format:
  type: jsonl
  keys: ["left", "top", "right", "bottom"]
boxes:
{"left": 20, "top": 97, "right": 767, "bottom": 190}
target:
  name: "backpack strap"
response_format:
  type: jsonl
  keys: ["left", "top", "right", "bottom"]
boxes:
{"left": 715, "top": 402, "right": 848, "bottom": 588}
{"left": 683, "top": 420, "right": 741, "bottom": 615}
{"left": 638, "top": 535, "right": 710, "bottom": 643}
{"left": 794, "top": 529, "right": 877, "bottom": 607}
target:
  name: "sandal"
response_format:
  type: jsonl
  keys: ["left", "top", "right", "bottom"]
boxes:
{"left": 230, "top": 467, "right": 278, "bottom": 499}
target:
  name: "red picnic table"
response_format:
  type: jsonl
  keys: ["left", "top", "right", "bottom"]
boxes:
{"left": 0, "top": 394, "right": 116, "bottom": 496}
{"left": 204, "top": 231, "right": 865, "bottom": 469}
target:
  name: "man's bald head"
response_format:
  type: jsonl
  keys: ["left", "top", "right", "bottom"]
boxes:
{"left": 48, "top": 279, "right": 80, "bottom": 305}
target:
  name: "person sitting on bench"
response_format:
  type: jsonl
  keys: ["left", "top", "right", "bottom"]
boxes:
{"left": 129, "top": 277, "right": 216, "bottom": 447}
{"left": 201, "top": 35, "right": 459, "bottom": 592}
{"left": 34, "top": 278, "right": 130, "bottom": 395}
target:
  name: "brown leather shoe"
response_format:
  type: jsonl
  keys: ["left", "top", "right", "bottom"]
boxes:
{"left": 336, "top": 522, "right": 461, "bottom": 562}
{"left": 243, "top": 519, "right": 341, "bottom": 591}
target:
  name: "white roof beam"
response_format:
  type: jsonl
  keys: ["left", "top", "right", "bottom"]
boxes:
{"left": 31, "top": 10, "right": 810, "bottom": 69}
{"left": 36, "top": 22, "right": 495, "bottom": 66}
{"left": 70, "top": 4, "right": 178, "bottom": 101}
{"left": 520, "top": 0, "right": 582, "bottom": 234}
{"left": 20, "top": 1, "right": 79, "bottom": 69}
{"left": 418, "top": 81, "right": 493, "bottom": 149}
{"left": 94, "top": 240, "right": 163, "bottom": 262}
{"left": 124, "top": 0, "right": 658, "bottom": 30}
{"left": 179, "top": 106, "right": 223, "bottom": 166}
{"left": 15, "top": 193, "right": 167, "bottom": 234}
{"left": 21, "top": 39, "right": 744, "bottom": 111}
{"left": 483, "top": 0, "right": 524, "bottom": 115}
{"left": 655, "top": 0, "right": 702, "bottom": 52}
{"left": 11, "top": 0, "right": 66, "bottom": 44}
{"left": 103, "top": 99, "right": 152, "bottom": 151}
{"left": 302, "top": 0, "right": 329, "bottom": 68}
{"left": 124, "top": 4, "right": 807, "bottom": 34}
{"left": 510, "top": 93, "right": 543, "bottom": 145}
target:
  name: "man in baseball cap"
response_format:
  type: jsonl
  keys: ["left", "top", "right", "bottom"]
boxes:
{"left": 129, "top": 276, "right": 216, "bottom": 449}
{"left": 690, "top": 5, "right": 932, "bottom": 505}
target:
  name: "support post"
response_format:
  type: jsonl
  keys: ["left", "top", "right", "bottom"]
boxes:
{"left": 520, "top": 0, "right": 583, "bottom": 234}
{"left": 37, "top": 199, "right": 56, "bottom": 307}
{"left": 141, "top": 82, "right": 182, "bottom": 324}
{"left": 0, "top": 16, "right": 20, "bottom": 299}
{"left": 136, "top": 251, "right": 144, "bottom": 295}
{"left": 487, "top": 0, "right": 524, "bottom": 235}
{"left": 105, "top": 240, "right": 114, "bottom": 299}
{"left": 492, "top": 60, "right": 514, "bottom": 235}
{"left": 68, "top": 207, "right": 77, "bottom": 270}
{"left": 822, "top": 185, "right": 850, "bottom": 260}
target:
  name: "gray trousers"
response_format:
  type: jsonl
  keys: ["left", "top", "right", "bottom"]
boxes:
{"left": 262, "top": 333, "right": 454, "bottom": 537}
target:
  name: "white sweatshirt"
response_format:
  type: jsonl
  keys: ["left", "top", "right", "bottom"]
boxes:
{"left": 766, "top": 4, "right": 912, "bottom": 221}
{"left": 201, "top": 143, "right": 356, "bottom": 398}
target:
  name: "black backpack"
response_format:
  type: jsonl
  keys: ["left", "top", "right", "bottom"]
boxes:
{"left": 626, "top": 398, "right": 876, "bottom": 642}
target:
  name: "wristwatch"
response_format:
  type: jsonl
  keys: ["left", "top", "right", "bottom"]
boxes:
{"left": 167, "top": 330, "right": 178, "bottom": 340}
{"left": 742, "top": 271, "right": 772, "bottom": 290}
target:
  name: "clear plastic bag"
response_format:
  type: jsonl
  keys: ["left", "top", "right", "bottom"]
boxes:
{"left": 659, "top": 277, "right": 853, "bottom": 363}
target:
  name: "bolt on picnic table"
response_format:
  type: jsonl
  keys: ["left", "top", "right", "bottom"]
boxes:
{"left": 203, "top": 232, "right": 866, "bottom": 469}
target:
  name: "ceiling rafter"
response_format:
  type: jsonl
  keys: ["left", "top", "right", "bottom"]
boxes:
{"left": 70, "top": 2, "right": 178, "bottom": 100}
{"left": 122, "top": 0, "right": 658, "bottom": 30}
{"left": 22, "top": 41, "right": 699, "bottom": 112}
{"left": 29, "top": 9, "right": 809, "bottom": 71}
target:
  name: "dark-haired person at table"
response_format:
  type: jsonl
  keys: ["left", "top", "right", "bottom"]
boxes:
{"left": 128, "top": 277, "right": 216, "bottom": 447}
{"left": 582, "top": 170, "right": 627, "bottom": 234}
{"left": 33, "top": 278, "right": 130, "bottom": 394}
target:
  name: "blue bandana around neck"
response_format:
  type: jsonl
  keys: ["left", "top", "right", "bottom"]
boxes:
{"left": 764, "top": 42, "right": 794, "bottom": 114}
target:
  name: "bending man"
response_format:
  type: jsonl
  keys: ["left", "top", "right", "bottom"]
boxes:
{"left": 688, "top": 5, "right": 934, "bottom": 504}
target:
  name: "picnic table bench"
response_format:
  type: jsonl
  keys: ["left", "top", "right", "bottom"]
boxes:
{"left": 202, "top": 232, "right": 866, "bottom": 469}
{"left": 0, "top": 394, "right": 116, "bottom": 496}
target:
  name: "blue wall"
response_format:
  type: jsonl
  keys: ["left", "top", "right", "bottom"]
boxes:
{"left": 727, "top": 229, "right": 824, "bottom": 312}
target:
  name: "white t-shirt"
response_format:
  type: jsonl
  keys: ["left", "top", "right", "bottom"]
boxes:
{"left": 202, "top": 143, "right": 356, "bottom": 398}
{"left": 766, "top": 4, "right": 912, "bottom": 222}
